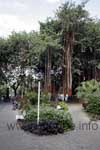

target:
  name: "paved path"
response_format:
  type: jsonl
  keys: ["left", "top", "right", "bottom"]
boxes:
{"left": 0, "top": 103, "right": 100, "bottom": 150}
{"left": 68, "top": 104, "right": 90, "bottom": 127}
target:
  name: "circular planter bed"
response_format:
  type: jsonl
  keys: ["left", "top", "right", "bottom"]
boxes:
{"left": 17, "top": 106, "right": 74, "bottom": 135}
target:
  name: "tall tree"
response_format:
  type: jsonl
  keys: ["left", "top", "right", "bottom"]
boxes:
{"left": 57, "top": 2, "right": 89, "bottom": 98}
{"left": 39, "top": 19, "right": 60, "bottom": 94}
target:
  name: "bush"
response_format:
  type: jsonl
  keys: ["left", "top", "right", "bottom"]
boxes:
{"left": 76, "top": 80, "right": 100, "bottom": 102}
{"left": 24, "top": 106, "right": 74, "bottom": 132}
{"left": 25, "top": 91, "right": 38, "bottom": 105}
{"left": 41, "top": 92, "right": 50, "bottom": 104}
{"left": 58, "top": 101, "right": 68, "bottom": 111}
{"left": 86, "top": 91, "right": 100, "bottom": 115}
{"left": 0, "top": 85, "right": 7, "bottom": 98}
{"left": 76, "top": 80, "right": 100, "bottom": 117}
{"left": 19, "top": 92, "right": 51, "bottom": 112}
{"left": 19, "top": 96, "right": 32, "bottom": 113}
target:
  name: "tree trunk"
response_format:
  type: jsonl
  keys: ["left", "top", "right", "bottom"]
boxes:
{"left": 6, "top": 87, "right": 9, "bottom": 100}
{"left": 63, "top": 32, "right": 74, "bottom": 98}
{"left": 44, "top": 51, "right": 48, "bottom": 92}
{"left": 13, "top": 88, "right": 17, "bottom": 97}
{"left": 63, "top": 53, "right": 67, "bottom": 100}
{"left": 47, "top": 47, "right": 51, "bottom": 93}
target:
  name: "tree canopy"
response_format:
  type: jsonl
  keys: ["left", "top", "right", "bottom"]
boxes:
{"left": 0, "top": 1, "right": 100, "bottom": 99}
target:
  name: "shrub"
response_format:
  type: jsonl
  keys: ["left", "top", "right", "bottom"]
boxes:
{"left": 0, "top": 85, "right": 7, "bottom": 98}
{"left": 19, "top": 96, "right": 32, "bottom": 113}
{"left": 25, "top": 91, "right": 38, "bottom": 105}
{"left": 86, "top": 91, "right": 100, "bottom": 115}
{"left": 76, "top": 80, "right": 100, "bottom": 102}
{"left": 24, "top": 106, "right": 74, "bottom": 131}
{"left": 76, "top": 80, "right": 100, "bottom": 117}
{"left": 58, "top": 101, "right": 68, "bottom": 111}
{"left": 19, "top": 92, "right": 51, "bottom": 112}
{"left": 41, "top": 92, "right": 51, "bottom": 105}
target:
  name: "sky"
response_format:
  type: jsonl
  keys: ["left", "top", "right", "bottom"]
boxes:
{"left": 0, "top": 0, "right": 100, "bottom": 37}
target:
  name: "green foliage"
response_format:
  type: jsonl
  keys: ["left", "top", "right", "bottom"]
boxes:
{"left": 25, "top": 91, "right": 38, "bottom": 105}
{"left": 76, "top": 80, "right": 100, "bottom": 117}
{"left": 0, "top": 85, "right": 7, "bottom": 97}
{"left": 86, "top": 91, "right": 100, "bottom": 115}
{"left": 57, "top": 2, "right": 89, "bottom": 33}
{"left": 0, "top": 1, "right": 100, "bottom": 97}
{"left": 25, "top": 106, "right": 74, "bottom": 131}
{"left": 19, "top": 96, "right": 32, "bottom": 113}
{"left": 76, "top": 80, "right": 100, "bottom": 101}
{"left": 41, "top": 92, "right": 50, "bottom": 105}
{"left": 58, "top": 101, "right": 68, "bottom": 111}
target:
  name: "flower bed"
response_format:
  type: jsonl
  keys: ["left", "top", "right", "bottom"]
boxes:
{"left": 18, "top": 105, "right": 74, "bottom": 135}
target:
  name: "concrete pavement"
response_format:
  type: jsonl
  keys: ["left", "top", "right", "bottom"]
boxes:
{"left": 0, "top": 103, "right": 100, "bottom": 150}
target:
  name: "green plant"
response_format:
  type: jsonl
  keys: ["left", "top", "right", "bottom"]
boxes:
{"left": 41, "top": 92, "right": 50, "bottom": 105}
{"left": 76, "top": 80, "right": 100, "bottom": 117}
{"left": 24, "top": 106, "right": 74, "bottom": 131}
{"left": 58, "top": 101, "right": 68, "bottom": 111}
{"left": 0, "top": 85, "right": 7, "bottom": 98}
{"left": 86, "top": 91, "right": 100, "bottom": 115}
{"left": 19, "top": 96, "right": 32, "bottom": 113}
{"left": 76, "top": 80, "right": 100, "bottom": 102}
{"left": 25, "top": 91, "right": 38, "bottom": 105}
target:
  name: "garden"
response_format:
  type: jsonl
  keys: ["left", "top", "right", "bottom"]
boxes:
{"left": 17, "top": 91, "right": 74, "bottom": 135}
{"left": 0, "top": 1, "right": 100, "bottom": 136}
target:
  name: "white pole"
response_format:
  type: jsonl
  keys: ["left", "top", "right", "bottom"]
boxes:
{"left": 37, "top": 81, "right": 40, "bottom": 125}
